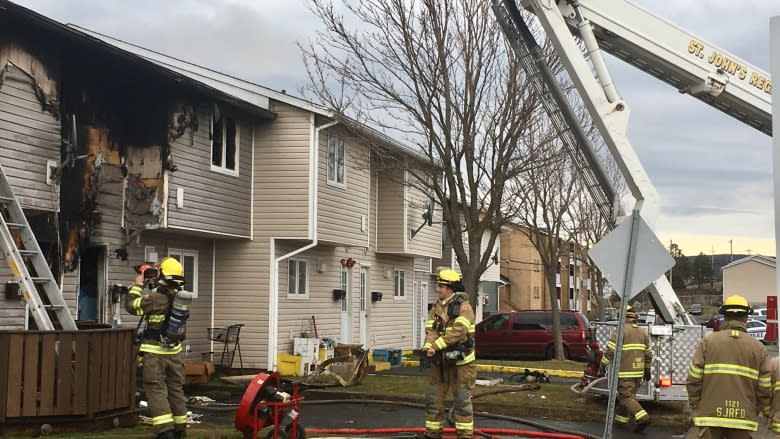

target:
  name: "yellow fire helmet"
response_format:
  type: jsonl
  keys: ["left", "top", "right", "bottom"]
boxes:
{"left": 624, "top": 305, "right": 638, "bottom": 320}
{"left": 719, "top": 294, "right": 751, "bottom": 315}
{"left": 437, "top": 268, "right": 461, "bottom": 285}
{"left": 158, "top": 256, "right": 185, "bottom": 288}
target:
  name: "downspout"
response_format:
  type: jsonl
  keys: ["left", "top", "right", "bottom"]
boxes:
{"left": 266, "top": 116, "right": 339, "bottom": 371}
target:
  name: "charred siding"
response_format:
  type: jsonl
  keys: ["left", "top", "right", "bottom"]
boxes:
{"left": 0, "top": 64, "right": 60, "bottom": 211}
{"left": 166, "top": 106, "right": 253, "bottom": 237}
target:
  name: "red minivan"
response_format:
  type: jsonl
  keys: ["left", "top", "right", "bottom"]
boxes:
{"left": 475, "top": 310, "right": 595, "bottom": 360}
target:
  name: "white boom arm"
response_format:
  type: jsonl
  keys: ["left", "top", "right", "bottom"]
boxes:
{"left": 515, "top": 0, "right": 770, "bottom": 325}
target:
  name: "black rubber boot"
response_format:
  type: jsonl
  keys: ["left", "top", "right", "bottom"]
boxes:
{"left": 173, "top": 429, "right": 187, "bottom": 439}
{"left": 634, "top": 418, "right": 651, "bottom": 434}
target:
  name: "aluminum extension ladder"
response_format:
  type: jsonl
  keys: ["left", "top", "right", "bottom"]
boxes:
{"left": 0, "top": 164, "right": 77, "bottom": 330}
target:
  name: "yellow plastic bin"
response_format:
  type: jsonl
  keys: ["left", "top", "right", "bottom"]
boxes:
{"left": 277, "top": 353, "right": 302, "bottom": 376}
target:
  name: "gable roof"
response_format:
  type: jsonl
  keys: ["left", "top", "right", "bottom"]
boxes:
{"left": 722, "top": 254, "right": 776, "bottom": 270}
{"left": 67, "top": 24, "right": 333, "bottom": 119}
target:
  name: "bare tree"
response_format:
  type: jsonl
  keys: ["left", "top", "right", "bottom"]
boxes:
{"left": 301, "top": 0, "right": 548, "bottom": 298}
{"left": 506, "top": 129, "right": 579, "bottom": 359}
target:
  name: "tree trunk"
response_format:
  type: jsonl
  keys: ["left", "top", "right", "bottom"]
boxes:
{"left": 546, "top": 268, "right": 565, "bottom": 361}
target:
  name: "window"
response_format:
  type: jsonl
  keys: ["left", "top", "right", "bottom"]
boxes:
{"left": 568, "top": 264, "right": 575, "bottom": 277}
{"left": 556, "top": 262, "right": 561, "bottom": 274}
{"left": 569, "top": 287, "right": 574, "bottom": 300}
{"left": 556, "top": 286, "right": 561, "bottom": 299}
{"left": 287, "top": 257, "right": 308, "bottom": 297}
{"left": 327, "top": 135, "right": 346, "bottom": 186}
{"left": 211, "top": 107, "right": 239, "bottom": 174}
{"left": 483, "top": 314, "right": 509, "bottom": 331}
{"left": 168, "top": 249, "right": 198, "bottom": 298}
{"left": 394, "top": 269, "right": 405, "bottom": 298}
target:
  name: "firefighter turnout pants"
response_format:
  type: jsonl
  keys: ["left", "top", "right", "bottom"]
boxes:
{"left": 424, "top": 362, "right": 477, "bottom": 439}
{"left": 614, "top": 378, "right": 649, "bottom": 424}
{"left": 143, "top": 352, "right": 188, "bottom": 435}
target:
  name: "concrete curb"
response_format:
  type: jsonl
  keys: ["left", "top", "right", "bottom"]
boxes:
{"left": 400, "top": 360, "right": 583, "bottom": 378}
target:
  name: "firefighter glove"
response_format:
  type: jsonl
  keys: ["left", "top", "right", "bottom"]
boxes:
{"left": 643, "top": 368, "right": 651, "bottom": 381}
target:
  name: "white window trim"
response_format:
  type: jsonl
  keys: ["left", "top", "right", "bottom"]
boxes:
{"left": 326, "top": 134, "right": 347, "bottom": 188}
{"left": 210, "top": 107, "right": 240, "bottom": 177}
{"left": 168, "top": 248, "right": 198, "bottom": 299}
{"left": 393, "top": 269, "right": 406, "bottom": 300}
{"left": 287, "top": 257, "right": 309, "bottom": 299}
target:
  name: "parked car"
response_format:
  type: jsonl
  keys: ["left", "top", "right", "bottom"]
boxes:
{"left": 753, "top": 308, "right": 768, "bottom": 322}
{"left": 474, "top": 310, "right": 597, "bottom": 360}
{"left": 746, "top": 319, "right": 767, "bottom": 342}
{"left": 689, "top": 304, "right": 703, "bottom": 316}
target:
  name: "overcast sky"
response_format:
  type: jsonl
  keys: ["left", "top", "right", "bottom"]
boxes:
{"left": 13, "top": 0, "right": 780, "bottom": 257}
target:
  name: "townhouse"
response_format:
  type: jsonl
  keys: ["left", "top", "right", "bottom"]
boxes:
{"left": 0, "top": 1, "right": 441, "bottom": 369}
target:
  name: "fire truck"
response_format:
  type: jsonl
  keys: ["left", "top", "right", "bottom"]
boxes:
{"left": 492, "top": 0, "right": 771, "bottom": 403}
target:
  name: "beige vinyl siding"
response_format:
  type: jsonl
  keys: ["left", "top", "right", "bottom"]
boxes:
{"left": 723, "top": 260, "right": 776, "bottom": 305}
{"left": 317, "top": 128, "right": 370, "bottom": 247}
{"left": 376, "top": 168, "right": 405, "bottom": 253}
{"left": 0, "top": 64, "right": 60, "bottom": 211}
{"left": 166, "top": 107, "right": 252, "bottom": 237}
{"left": 413, "top": 257, "right": 432, "bottom": 273}
{"left": 451, "top": 230, "right": 500, "bottom": 282}
{"left": 275, "top": 244, "right": 414, "bottom": 352}
{"left": 405, "top": 174, "right": 441, "bottom": 258}
{"left": 212, "top": 238, "right": 267, "bottom": 368}
{"left": 254, "top": 101, "right": 311, "bottom": 239}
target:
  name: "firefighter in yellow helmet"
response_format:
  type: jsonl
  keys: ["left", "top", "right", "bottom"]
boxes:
{"left": 125, "top": 257, "right": 188, "bottom": 439}
{"left": 422, "top": 268, "right": 476, "bottom": 439}
{"left": 685, "top": 294, "right": 771, "bottom": 439}
{"left": 600, "top": 305, "right": 653, "bottom": 433}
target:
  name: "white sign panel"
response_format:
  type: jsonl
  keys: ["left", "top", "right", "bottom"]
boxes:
{"left": 589, "top": 214, "right": 674, "bottom": 297}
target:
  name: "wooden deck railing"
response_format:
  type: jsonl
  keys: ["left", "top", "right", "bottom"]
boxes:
{"left": 0, "top": 328, "right": 137, "bottom": 422}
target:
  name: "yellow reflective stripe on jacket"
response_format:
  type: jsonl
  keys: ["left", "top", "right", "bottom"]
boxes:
{"left": 622, "top": 343, "right": 647, "bottom": 350}
{"left": 140, "top": 343, "right": 182, "bottom": 355}
{"left": 131, "top": 297, "right": 143, "bottom": 314}
{"left": 173, "top": 415, "right": 188, "bottom": 425}
{"left": 423, "top": 342, "right": 432, "bottom": 350}
{"left": 606, "top": 341, "right": 616, "bottom": 350}
{"left": 634, "top": 410, "right": 649, "bottom": 421}
{"left": 456, "top": 350, "right": 475, "bottom": 365}
{"left": 759, "top": 376, "right": 772, "bottom": 388}
{"left": 153, "top": 413, "right": 174, "bottom": 426}
{"left": 453, "top": 316, "right": 471, "bottom": 328}
{"left": 434, "top": 337, "right": 447, "bottom": 350}
{"left": 426, "top": 320, "right": 434, "bottom": 329}
{"left": 619, "top": 371, "right": 644, "bottom": 378}
{"left": 688, "top": 364, "right": 703, "bottom": 379}
{"left": 703, "top": 363, "right": 760, "bottom": 380}
{"left": 693, "top": 416, "right": 758, "bottom": 431}
{"left": 770, "top": 421, "right": 780, "bottom": 432}
{"left": 774, "top": 382, "right": 780, "bottom": 392}
{"left": 148, "top": 314, "right": 165, "bottom": 324}
{"left": 601, "top": 355, "right": 611, "bottom": 365}
{"left": 614, "top": 414, "right": 631, "bottom": 424}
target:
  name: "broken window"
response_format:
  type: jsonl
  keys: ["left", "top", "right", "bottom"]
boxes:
{"left": 327, "top": 135, "right": 345, "bottom": 186}
{"left": 211, "top": 107, "right": 238, "bottom": 174}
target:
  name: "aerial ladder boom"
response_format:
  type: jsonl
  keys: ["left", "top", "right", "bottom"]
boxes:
{"left": 497, "top": 0, "right": 770, "bottom": 326}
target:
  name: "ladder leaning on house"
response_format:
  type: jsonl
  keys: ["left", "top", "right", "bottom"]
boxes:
{"left": 0, "top": 164, "right": 77, "bottom": 331}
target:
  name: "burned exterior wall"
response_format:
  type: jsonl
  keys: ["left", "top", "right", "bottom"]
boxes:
{"left": 0, "top": 44, "right": 61, "bottom": 212}
{"left": 58, "top": 59, "right": 169, "bottom": 271}
{"left": 166, "top": 103, "right": 253, "bottom": 237}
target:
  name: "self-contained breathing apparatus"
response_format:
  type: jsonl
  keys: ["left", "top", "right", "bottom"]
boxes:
{"left": 133, "top": 258, "right": 193, "bottom": 349}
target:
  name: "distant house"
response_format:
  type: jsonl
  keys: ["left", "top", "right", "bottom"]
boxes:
{"left": 721, "top": 255, "right": 776, "bottom": 305}
{"left": 0, "top": 1, "right": 442, "bottom": 370}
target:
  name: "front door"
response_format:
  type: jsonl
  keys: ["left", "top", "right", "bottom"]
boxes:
{"left": 413, "top": 280, "right": 428, "bottom": 348}
{"left": 340, "top": 266, "right": 351, "bottom": 343}
{"left": 359, "top": 267, "right": 368, "bottom": 347}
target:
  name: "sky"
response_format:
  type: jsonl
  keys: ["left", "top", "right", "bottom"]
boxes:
{"left": 11, "top": 0, "right": 780, "bottom": 257}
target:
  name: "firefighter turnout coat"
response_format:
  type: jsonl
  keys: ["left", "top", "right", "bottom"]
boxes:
{"left": 423, "top": 292, "right": 476, "bottom": 365}
{"left": 601, "top": 321, "right": 652, "bottom": 378}
{"left": 768, "top": 356, "right": 780, "bottom": 434}
{"left": 125, "top": 283, "right": 182, "bottom": 355}
{"left": 686, "top": 320, "right": 772, "bottom": 432}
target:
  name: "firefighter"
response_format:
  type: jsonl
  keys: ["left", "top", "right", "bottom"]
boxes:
{"left": 422, "top": 269, "right": 476, "bottom": 439}
{"left": 767, "top": 356, "right": 780, "bottom": 437}
{"left": 685, "top": 294, "right": 772, "bottom": 439}
{"left": 125, "top": 257, "right": 188, "bottom": 439}
{"left": 600, "top": 305, "right": 652, "bottom": 433}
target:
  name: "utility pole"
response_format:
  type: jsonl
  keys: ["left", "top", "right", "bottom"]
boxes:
{"left": 729, "top": 239, "right": 733, "bottom": 263}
